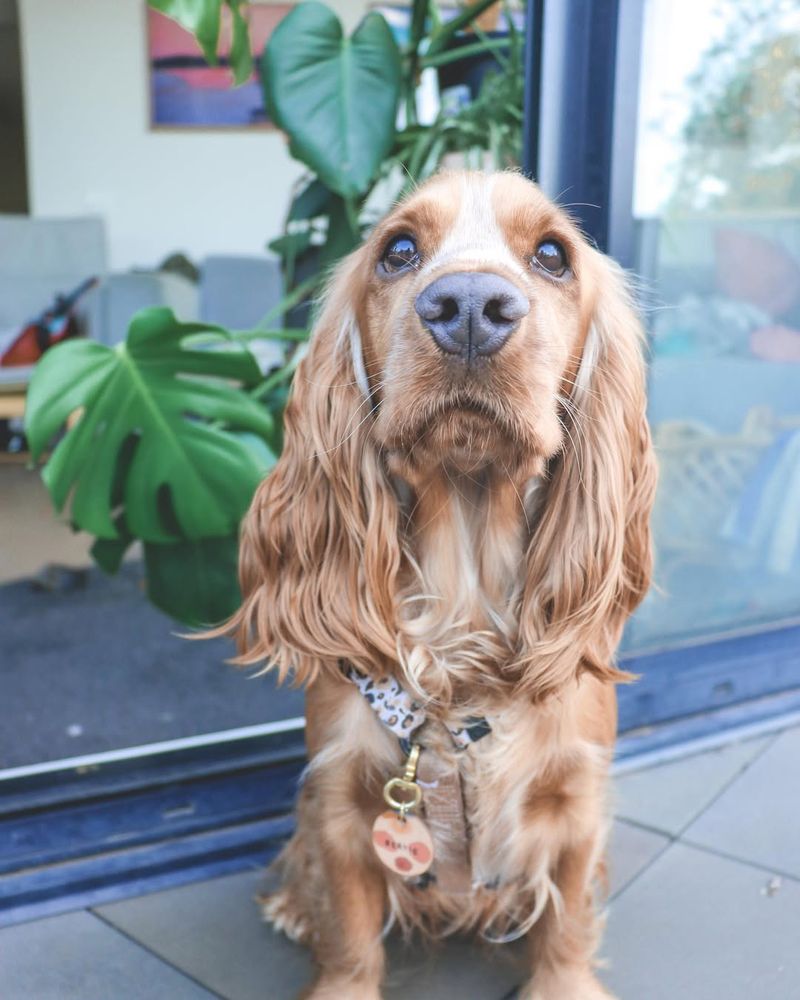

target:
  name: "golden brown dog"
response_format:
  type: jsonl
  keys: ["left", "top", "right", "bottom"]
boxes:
{"left": 226, "top": 171, "right": 657, "bottom": 999}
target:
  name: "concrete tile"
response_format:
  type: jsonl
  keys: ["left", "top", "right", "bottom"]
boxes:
{"left": 613, "top": 735, "right": 770, "bottom": 835}
{"left": 0, "top": 909, "right": 214, "bottom": 1000}
{"left": 601, "top": 842, "right": 800, "bottom": 1000}
{"left": 97, "top": 870, "right": 310, "bottom": 1000}
{"left": 608, "top": 819, "right": 669, "bottom": 897}
{"left": 683, "top": 726, "right": 800, "bottom": 878}
{"left": 385, "top": 937, "right": 521, "bottom": 999}
{"left": 97, "top": 868, "right": 521, "bottom": 1000}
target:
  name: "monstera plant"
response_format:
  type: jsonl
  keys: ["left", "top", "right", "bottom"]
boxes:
{"left": 27, "top": 0, "right": 523, "bottom": 625}
{"left": 266, "top": 0, "right": 523, "bottom": 300}
{"left": 25, "top": 310, "right": 293, "bottom": 623}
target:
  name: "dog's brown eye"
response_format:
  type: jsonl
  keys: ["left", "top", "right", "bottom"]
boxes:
{"left": 533, "top": 240, "right": 568, "bottom": 277}
{"left": 381, "top": 235, "right": 419, "bottom": 274}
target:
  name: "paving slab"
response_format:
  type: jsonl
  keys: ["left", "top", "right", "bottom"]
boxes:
{"left": 601, "top": 841, "right": 800, "bottom": 1000}
{"left": 683, "top": 726, "right": 800, "bottom": 878}
{"left": 0, "top": 909, "right": 215, "bottom": 999}
{"left": 97, "top": 868, "right": 521, "bottom": 1000}
{"left": 613, "top": 735, "right": 771, "bottom": 835}
{"left": 385, "top": 936, "right": 521, "bottom": 999}
{"left": 608, "top": 819, "right": 669, "bottom": 896}
{"left": 96, "top": 870, "right": 309, "bottom": 1000}
{"left": 29, "top": 727, "right": 800, "bottom": 999}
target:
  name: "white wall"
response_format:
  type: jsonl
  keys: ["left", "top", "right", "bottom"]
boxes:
{"left": 18, "top": 0, "right": 314, "bottom": 271}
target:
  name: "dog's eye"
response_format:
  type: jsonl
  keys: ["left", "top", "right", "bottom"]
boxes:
{"left": 381, "top": 235, "right": 419, "bottom": 274}
{"left": 532, "top": 240, "right": 568, "bottom": 277}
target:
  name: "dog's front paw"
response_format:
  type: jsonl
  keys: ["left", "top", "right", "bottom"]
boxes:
{"left": 259, "top": 887, "right": 311, "bottom": 945}
{"left": 519, "top": 970, "right": 616, "bottom": 1000}
{"left": 300, "top": 976, "right": 382, "bottom": 1000}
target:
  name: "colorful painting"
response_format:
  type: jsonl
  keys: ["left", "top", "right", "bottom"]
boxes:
{"left": 148, "top": 4, "right": 292, "bottom": 128}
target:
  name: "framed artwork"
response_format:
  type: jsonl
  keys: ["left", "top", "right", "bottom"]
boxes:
{"left": 147, "top": 3, "right": 292, "bottom": 128}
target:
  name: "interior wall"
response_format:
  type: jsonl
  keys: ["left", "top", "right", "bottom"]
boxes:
{"left": 18, "top": 0, "right": 364, "bottom": 271}
{"left": 0, "top": 0, "right": 28, "bottom": 213}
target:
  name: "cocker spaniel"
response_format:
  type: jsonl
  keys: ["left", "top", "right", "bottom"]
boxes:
{"left": 226, "top": 171, "right": 657, "bottom": 999}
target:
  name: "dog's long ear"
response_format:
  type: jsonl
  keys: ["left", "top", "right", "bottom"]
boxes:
{"left": 516, "top": 253, "right": 658, "bottom": 701}
{"left": 226, "top": 250, "right": 401, "bottom": 686}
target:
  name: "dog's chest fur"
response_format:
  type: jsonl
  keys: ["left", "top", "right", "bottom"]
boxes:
{"left": 382, "top": 470, "right": 608, "bottom": 914}
{"left": 396, "top": 469, "right": 527, "bottom": 698}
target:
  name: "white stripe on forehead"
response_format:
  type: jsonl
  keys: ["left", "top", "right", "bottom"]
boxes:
{"left": 422, "top": 174, "right": 528, "bottom": 280}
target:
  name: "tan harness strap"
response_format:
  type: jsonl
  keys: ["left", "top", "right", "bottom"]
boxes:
{"left": 416, "top": 747, "right": 473, "bottom": 894}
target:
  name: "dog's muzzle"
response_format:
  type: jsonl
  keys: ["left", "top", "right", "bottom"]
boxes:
{"left": 415, "top": 271, "right": 529, "bottom": 361}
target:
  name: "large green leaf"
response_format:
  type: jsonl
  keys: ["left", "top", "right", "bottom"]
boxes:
{"left": 149, "top": 0, "right": 253, "bottom": 85}
{"left": 91, "top": 512, "right": 134, "bottom": 574}
{"left": 26, "top": 308, "right": 276, "bottom": 544}
{"left": 320, "top": 194, "right": 361, "bottom": 268}
{"left": 149, "top": 0, "right": 222, "bottom": 66}
{"left": 91, "top": 533, "right": 133, "bottom": 575}
{"left": 288, "top": 177, "right": 334, "bottom": 222}
{"left": 144, "top": 534, "right": 241, "bottom": 625}
{"left": 227, "top": 1, "right": 253, "bottom": 86}
{"left": 261, "top": 3, "right": 401, "bottom": 198}
{"left": 268, "top": 230, "right": 314, "bottom": 262}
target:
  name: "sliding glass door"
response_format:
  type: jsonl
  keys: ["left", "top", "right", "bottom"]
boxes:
{"left": 627, "top": 0, "right": 800, "bottom": 653}
{"left": 532, "top": 0, "right": 800, "bottom": 743}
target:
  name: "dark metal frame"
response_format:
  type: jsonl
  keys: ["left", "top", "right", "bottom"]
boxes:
{"left": 521, "top": 0, "right": 544, "bottom": 182}
{"left": 527, "top": 0, "right": 621, "bottom": 250}
{"left": 618, "top": 621, "right": 800, "bottom": 755}
{"left": 525, "top": 0, "right": 643, "bottom": 265}
{"left": 0, "top": 724, "right": 305, "bottom": 925}
{"left": 4, "top": 617, "right": 799, "bottom": 926}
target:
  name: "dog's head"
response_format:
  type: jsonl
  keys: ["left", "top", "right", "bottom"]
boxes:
{"left": 230, "top": 171, "right": 657, "bottom": 698}
{"left": 351, "top": 172, "right": 597, "bottom": 479}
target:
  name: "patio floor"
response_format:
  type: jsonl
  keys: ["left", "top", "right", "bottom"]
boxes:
{"left": 2, "top": 724, "right": 799, "bottom": 999}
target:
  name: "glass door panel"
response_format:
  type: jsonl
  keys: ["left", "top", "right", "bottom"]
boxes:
{"left": 624, "top": 0, "right": 800, "bottom": 653}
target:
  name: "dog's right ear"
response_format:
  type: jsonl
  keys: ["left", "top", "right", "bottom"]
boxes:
{"left": 514, "top": 251, "right": 658, "bottom": 701}
{"left": 226, "top": 249, "right": 401, "bottom": 686}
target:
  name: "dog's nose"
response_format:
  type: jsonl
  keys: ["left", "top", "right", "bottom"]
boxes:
{"left": 415, "top": 272, "right": 529, "bottom": 359}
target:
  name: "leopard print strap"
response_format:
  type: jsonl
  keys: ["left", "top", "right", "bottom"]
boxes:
{"left": 343, "top": 664, "right": 491, "bottom": 749}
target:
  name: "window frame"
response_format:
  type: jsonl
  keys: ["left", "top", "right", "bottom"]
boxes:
{"left": 525, "top": 0, "right": 800, "bottom": 739}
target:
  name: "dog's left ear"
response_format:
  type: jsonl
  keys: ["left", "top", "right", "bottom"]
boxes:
{"left": 516, "top": 252, "right": 658, "bottom": 700}
{"left": 224, "top": 248, "right": 402, "bottom": 686}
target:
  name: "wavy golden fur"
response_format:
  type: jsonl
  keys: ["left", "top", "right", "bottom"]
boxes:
{"left": 226, "top": 171, "right": 657, "bottom": 999}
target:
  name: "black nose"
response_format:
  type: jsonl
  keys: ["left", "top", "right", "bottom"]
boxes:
{"left": 414, "top": 271, "right": 529, "bottom": 360}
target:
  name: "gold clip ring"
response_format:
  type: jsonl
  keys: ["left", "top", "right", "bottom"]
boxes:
{"left": 383, "top": 777, "right": 423, "bottom": 813}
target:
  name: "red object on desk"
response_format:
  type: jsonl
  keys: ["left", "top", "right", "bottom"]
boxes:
{"left": 0, "top": 276, "right": 99, "bottom": 367}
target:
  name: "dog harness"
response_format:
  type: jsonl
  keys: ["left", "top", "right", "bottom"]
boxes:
{"left": 344, "top": 664, "right": 492, "bottom": 751}
{"left": 343, "top": 663, "right": 491, "bottom": 893}
{"left": 344, "top": 665, "right": 539, "bottom": 944}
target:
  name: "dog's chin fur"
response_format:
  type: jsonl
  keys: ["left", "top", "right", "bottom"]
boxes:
{"left": 221, "top": 171, "right": 657, "bottom": 1000}
{"left": 377, "top": 381, "right": 560, "bottom": 480}
{"left": 386, "top": 408, "right": 540, "bottom": 479}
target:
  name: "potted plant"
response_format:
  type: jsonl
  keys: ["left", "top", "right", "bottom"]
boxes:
{"left": 26, "top": 0, "right": 525, "bottom": 626}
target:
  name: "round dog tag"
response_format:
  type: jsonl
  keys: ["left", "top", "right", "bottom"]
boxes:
{"left": 372, "top": 810, "right": 434, "bottom": 878}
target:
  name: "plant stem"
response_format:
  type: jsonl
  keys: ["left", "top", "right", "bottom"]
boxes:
{"left": 250, "top": 351, "right": 305, "bottom": 401}
{"left": 426, "top": 0, "right": 501, "bottom": 56}
{"left": 421, "top": 37, "right": 508, "bottom": 69}
{"left": 254, "top": 273, "right": 321, "bottom": 330}
{"left": 231, "top": 328, "right": 310, "bottom": 342}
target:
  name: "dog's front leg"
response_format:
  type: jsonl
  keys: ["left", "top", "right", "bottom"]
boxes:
{"left": 302, "top": 844, "right": 386, "bottom": 999}
{"left": 518, "top": 834, "right": 616, "bottom": 1000}
{"left": 300, "top": 782, "right": 388, "bottom": 1000}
